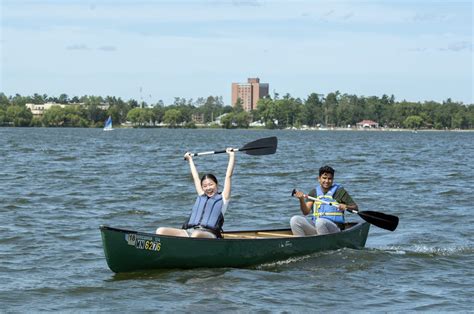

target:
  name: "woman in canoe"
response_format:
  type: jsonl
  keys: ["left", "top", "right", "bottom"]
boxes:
{"left": 156, "top": 148, "right": 236, "bottom": 238}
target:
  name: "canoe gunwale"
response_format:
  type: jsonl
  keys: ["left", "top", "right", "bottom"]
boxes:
{"left": 99, "top": 222, "right": 364, "bottom": 241}
{"left": 99, "top": 225, "right": 297, "bottom": 241}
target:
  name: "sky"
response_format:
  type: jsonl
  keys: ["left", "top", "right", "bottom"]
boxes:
{"left": 1, "top": 0, "right": 472, "bottom": 105}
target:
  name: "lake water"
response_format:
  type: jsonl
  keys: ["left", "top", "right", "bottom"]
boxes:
{"left": 1, "top": 128, "right": 472, "bottom": 311}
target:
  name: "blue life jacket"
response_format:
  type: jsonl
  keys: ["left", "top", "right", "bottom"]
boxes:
{"left": 183, "top": 193, "right": 224, "bottom": 234}
{"left": 312, "top": 183, "right": 344, "bottom": 224}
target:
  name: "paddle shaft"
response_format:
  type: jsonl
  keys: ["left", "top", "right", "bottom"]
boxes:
{"left": 291, "top": 189, "right": 399, "bottom": 231}
{"left": 297, "top": 192, "right": 358, "bottom": 214}
{"left": 192, "top": 148, "right": 240, "bottom": 156}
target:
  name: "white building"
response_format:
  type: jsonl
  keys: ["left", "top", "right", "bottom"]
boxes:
{"left": 25, "top": 102, "right": 68, "bottom": 117}
{"left": 25, "top": 102, "right": 110, "bottom": 117}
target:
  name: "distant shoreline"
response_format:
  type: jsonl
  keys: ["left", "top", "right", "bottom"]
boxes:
{"left": 1, "top": 126, "right": 473, "bottom": 132}
{"left": 286, "top": 127, "right": 474, "bottom": 132}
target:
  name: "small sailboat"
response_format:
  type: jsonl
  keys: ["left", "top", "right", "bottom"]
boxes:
{"left": 103, "top": 116, "right": 113, "bottom": 131}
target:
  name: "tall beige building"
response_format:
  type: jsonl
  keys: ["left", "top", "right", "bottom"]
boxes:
{"left": 231, "top": 77, "right": 269, "bottom": 112}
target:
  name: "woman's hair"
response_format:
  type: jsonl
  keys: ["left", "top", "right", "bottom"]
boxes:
{"left": 200, "top": 173, "right": 218, "bottom": 185}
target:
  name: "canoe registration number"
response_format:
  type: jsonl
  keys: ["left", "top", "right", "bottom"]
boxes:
{"left": 125, "top": 233, "right": 161, "bottom": 252}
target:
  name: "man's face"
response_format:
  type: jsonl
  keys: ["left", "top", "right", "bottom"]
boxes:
{"left": 318, "top": 172, "right": 334, "bottom": 191}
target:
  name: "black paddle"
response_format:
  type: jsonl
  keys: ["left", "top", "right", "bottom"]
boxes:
{"left": 291, "top": 189, "right": 399, "bottom": 231}
{"left": 189, "top": 136, "right": 277, "bottom": 157}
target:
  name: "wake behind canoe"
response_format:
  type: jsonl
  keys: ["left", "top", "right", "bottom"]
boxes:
{"left": 100, "top": 222, "right": 370, "bottom": 273}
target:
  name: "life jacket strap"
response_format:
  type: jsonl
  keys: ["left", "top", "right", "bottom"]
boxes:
{"left": 315, "top": 212, "right": 343, "bottom": 216}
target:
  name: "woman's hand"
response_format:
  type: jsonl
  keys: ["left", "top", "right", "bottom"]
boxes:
{"left": 184, "top": 152, "right": 193, "bottom": 161}
{"left": 226, "top": 147, "right": 235, "bottom": 156}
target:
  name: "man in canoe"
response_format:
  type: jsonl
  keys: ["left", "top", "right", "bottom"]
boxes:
{"left": 156, "top": 148, "right": 235, "bottom": 238}
{"left": 291, "top": 165, "right": 358, "bottom": 236}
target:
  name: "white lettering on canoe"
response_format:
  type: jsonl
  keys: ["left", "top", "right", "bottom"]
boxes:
{"left": 125, "top": 233, "right": 161, "bottom": 251}
{"left": 125, "top": 233, "right": 137, "bottom": 246}
{"left": 279, "top": 241, "right": 293, "bottom": 248}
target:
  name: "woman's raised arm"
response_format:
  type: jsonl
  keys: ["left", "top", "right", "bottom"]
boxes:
{"left": 184, "top": 152, "right": 203, "bottom": 195}
{"left": 222, "top": 147, "right": 235, "bottom": 200}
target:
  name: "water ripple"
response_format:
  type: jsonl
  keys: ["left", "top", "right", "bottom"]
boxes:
{"left": 0, "top": 128, "right": 473, "bottom": 312}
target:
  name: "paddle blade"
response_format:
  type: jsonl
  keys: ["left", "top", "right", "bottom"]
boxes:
{"left": 357, "top": 210, "right": 399, "bottom": 231}
{"left": 239, "top": 136, "right": 277, "bottom": 155}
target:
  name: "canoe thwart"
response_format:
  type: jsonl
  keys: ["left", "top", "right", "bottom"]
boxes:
{"left": 222, "top": 231, "right": 296, "bottom": 239}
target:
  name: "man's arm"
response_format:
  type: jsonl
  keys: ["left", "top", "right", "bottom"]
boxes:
{"left": 335, "top": 188, "right": 358, "bottom": 211}
{"left": 293, "top": 190, "right": 313, "bottom": 215}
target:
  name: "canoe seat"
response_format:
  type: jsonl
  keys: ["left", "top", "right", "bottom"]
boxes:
{"left": 256, "top": 232, "right": 295, "bottom": 237}
{"left": 223, "top": 233, "right": 259, "bottom": 239}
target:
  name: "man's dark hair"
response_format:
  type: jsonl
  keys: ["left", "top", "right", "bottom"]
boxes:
{"left": 319, "top": 165, "right": 335, "bottom": 177}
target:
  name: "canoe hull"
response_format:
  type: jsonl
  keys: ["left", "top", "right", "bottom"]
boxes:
{"left": 100, "top": 222, "right": 370, "bottom": 273}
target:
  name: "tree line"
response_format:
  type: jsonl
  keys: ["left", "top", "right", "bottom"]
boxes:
{"left": 0, "top": 91, "right": 472, "bottom": 129}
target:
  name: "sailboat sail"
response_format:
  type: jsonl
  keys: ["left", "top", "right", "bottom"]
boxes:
{"left": 104, "top": 116, "right": 113, "bottom": 131}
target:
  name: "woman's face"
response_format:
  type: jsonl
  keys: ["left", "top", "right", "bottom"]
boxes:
{"left": 201, "top": 178, "right": 218, "bottom": 197}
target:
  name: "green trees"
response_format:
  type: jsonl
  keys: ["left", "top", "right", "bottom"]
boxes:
{"left": 253, "top": 93, "right": 472, "bottom": 130}
{"left": 302, "top": 93, "right": 324, "bottom": 127}
{"left": 0, "top": 108, "right": 6, "bottom": 125}
{"left": 6, "top": 105, "right": 32, "bottom": 126}
{"left": 127, "top": 108, "right": 155, "bottom": 126}
{"left": 0, "top": 92, "right": 471, "bottom": 129}
{"left": 162, "top": 109, "right": 182, "bottom": 127}
{"left": 255, "top": 97, "right": 277, "bottom": 128}
{"left": 195, "top": 96, "right": 225, "bottom": 123}
{"left": 221, "top": 110, "right": 251, "bottom": 129}
{"left": 42, "top": 105, "right": 65, "bottom": 126}
{"left": 151, "top": 104, "right": 165, "bottom": 124}
{"left": 36, "top": 105, "right": 90, "bottom": 127}
{"left": 64, "top": 105, "right": 89, "bottom": 127}
{"left": 403, "top": 115, "right": 423, "bottom": 129}
{"left": 0, "top": 94, "right": 8, "bottom": 126}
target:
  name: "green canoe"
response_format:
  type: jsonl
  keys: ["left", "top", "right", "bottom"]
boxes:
{"left": 100, "top": 222, "right": 370, "bottom": 273}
